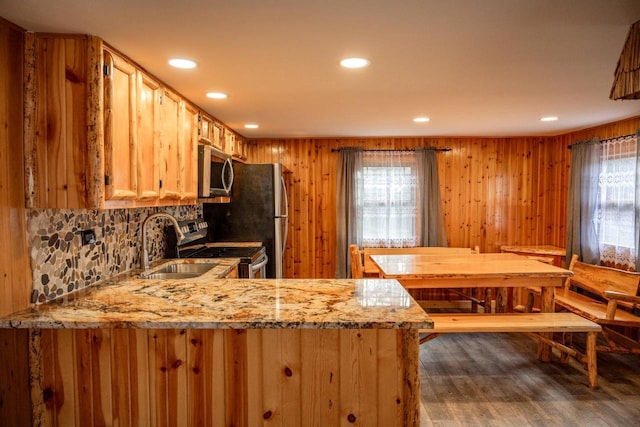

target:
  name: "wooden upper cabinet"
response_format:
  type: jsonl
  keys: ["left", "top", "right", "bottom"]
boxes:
{"left": 159, "top": 88, "right": 182, "bottom": 200}
{"left": 198, "top": 112, "right": 213, "bottom": 145}
{"left": 181, "top": 103, "right": 199, "bottom": 200}
{"left": 233, "top": 136, "right": 247, "bottom": 161}
{"left": 103, "top": 49, "right": 138, "bottom": 201}
{"left": 213, "top": 123, "right": 223, "bottom": 151}
{"left": 24, "top": 34, "right": 216, "bottom": 208}
{"left": 136, "top": 72, "right": 161, "bottom": 201}
{"left": 224, "top": 128, "right": 235, "bottom": 156}
{"left": 24, "top": 34, "right": 102, "bottom": 209}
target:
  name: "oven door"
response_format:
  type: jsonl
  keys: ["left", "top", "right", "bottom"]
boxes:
{"left": 249, "top": 253, "right": 269, "bottom": 278}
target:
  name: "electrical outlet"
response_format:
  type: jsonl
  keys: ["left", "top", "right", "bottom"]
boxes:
{"left": 80, "top": 229, "right": 96, "bottom": 246}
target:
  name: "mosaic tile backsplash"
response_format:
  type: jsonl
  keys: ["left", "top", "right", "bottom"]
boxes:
{"left": 28, "top": 205, "right": 202, "bottom": 304}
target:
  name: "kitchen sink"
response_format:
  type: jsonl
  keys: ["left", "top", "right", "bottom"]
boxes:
{"left": 140, "top": 261, "right": 218, "bottom": 280}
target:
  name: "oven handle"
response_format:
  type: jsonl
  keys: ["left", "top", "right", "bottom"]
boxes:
{"left": 251, "top": 253, "right": 269, "bottom": 272}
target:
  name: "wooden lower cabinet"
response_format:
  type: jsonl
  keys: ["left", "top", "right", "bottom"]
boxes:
{"left": 13, "top": 328, "right": 420, "bottom": 426}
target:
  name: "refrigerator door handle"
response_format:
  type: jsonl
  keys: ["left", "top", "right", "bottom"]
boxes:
{"left": 282, "top": 215, "right": 289, "bottom": 262}
{"left": 280, "top": 175, "right": 289, "bottom": 264}
{"left": 280, "top": 175, "right": 289, "bottom": 218}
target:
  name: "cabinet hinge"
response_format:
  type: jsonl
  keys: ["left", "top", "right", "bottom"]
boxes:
{"left": 159, "top": 94, "right": 163, "bottom": 105}
{"left": 197, "top": 129, "right": 201, "bottom": 136}
{"left": 103, "top": 64, "right": 110, "bottom": 77}
{"left": 198, "top": 114, "right": 201, "bottom": 122}
{"left": 104, "top": 175, "right": 110, "bottom": 186}
{"left": 159, "top": 179, "right": 163, "bottom": 188}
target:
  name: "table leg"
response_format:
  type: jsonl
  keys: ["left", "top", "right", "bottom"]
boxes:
{"left": 537, "top": 286, "right": 554, "bottom": 362}
{"left": 496, "top": 287, "right": 507, "bottom": 313}
{"left": 586, "top": 331, "right": 598, "bottom": 389}
{"left": 471, "top": 288, "right": 478, "bottom": 312}
{"left": 483, "top": 288, "right": 493, "bottom": 313}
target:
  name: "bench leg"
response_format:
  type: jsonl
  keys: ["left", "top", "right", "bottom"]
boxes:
{"left": 538, "top": 286, "right": 554, "bottom": 362}
{"left": 586, "top": 331, "right": 598, "bottom": 389}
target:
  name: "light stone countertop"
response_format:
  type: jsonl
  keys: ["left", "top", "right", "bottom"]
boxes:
{"left": 1, "top": 258, "right": 432, "bottom": 330}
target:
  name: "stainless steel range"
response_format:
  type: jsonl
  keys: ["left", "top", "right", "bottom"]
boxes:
{"left": 167, "top": 219, "right": 268, "bottom": 278}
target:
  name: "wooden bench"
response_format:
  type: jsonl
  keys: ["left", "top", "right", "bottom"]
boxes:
{"left": 554, "top": 254, "right": 640, "bottom": 355}
{"left": 420, "top": 312, "right": 602, "bottom": 388}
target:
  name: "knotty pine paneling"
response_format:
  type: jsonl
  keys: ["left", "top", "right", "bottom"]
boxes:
{"left": 0, "top": 21, "right": 32, "bottom": 425}
{"left": 29, "top": 328, "right": 418, "bottom": 427}
{"left": 248, "top": 115, "right": 640, "bottom": 279}
{"left": 0, "top": 19, "right": 31, "bottom": 315}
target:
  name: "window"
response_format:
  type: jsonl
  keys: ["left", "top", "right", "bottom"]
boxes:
{"left": 357, "top": 151, "right": 420, "bottom": 247}
{"left": 595, "top": 134, "right": 637, "bottom": 270}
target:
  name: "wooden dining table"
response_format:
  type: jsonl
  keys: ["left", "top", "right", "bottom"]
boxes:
{"left": 371, "top": 252, "right": 574, "bottom": 361}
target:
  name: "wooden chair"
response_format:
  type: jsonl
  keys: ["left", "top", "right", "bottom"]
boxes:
{"left": 554, "top": 254, "right": 640, "bottom": 356}
{"left": 349, "top": 244, "right": 364, "bottom": 279}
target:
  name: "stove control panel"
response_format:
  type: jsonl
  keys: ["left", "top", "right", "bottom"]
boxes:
{"left": 177, "top": 219, "right": 209, "bottom": 245}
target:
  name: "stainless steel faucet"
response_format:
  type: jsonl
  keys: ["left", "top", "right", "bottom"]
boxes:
{"left": 141, "top": 212, "right": 185, "bottom": 270}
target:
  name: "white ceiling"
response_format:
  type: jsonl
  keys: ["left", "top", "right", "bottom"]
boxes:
{"left": 2, "top": 0, "right": 640, "bottom": 138}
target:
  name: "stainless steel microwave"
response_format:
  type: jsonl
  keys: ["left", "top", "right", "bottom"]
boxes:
{"left": 197, "top": 145, "right": 234, "bottom": 197}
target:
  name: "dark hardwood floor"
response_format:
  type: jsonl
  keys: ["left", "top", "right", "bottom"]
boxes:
{"left": 419, "top": 332, "right": 640, "bottom": 426}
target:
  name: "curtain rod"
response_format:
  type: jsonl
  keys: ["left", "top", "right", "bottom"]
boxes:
{"left": 567, "top": 132, "right": 637, "bottom": 149}
{"left": 330, "top": 147, "right": 451, "bottom": 153}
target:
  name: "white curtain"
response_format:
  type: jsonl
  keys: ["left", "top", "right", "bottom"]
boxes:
{"left": 358, "top": 150, "right": 420, "bottom": 248}
{"left": 596, "top": 134, "right": 639, "bottom": 271}
{"left": 335, "top": 148, "right": 448, "bottom": 277}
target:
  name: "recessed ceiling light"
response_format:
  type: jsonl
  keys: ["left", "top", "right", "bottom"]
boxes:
{"left": 206, "top": 92, "right": 228, "bottom": 99}
{"left": 413, "top": 117, "right": 430, "bottom": 123}
{"left": 244, "top": 124, "right": 259, "bottom": 129}
{"left": 540, "top": 116, "right": 559, "bottom": 122}
{"left": 340, "top": 57, "right": 370, "bottom": 68}
{"left": 168, "top": 58, "right": 197, "bottom": 69}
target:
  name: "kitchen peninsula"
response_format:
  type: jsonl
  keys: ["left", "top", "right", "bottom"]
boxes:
{"left": 0, "top": 259, "right": 431, "bottom": 427}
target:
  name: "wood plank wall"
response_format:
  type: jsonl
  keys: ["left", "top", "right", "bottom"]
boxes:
{"left": 247, "top": 116, "right": 640, "bottom": 279}
{"left": 0, "top": 18, "right": 33, "bottom": 426}
{"left": 0, "top": 19, "right": 31, "bottom": 316}
{"left": 28, "top": 328, "right": 418, "bottom": 427}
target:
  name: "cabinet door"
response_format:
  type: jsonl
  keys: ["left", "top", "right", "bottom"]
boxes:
{"left": 224, "top": 128, "right": 235, "bottom": 156}
{"left": 212, "top": 123, "right": 223, "bottom": 150}
{"left": 103, "top": 49, "right": 138, "bottom": 200}
{"left": 232, "top": 136, "right": 246, "bottom": 160}
{"left": 136, "top": 72, "right": 161, "bottom": 200}
{"left": 181, "top": 102, "right": 199, "bottom": 200}
{"left": 198, "top": 112, "right": 213, "bottom": 145}
{"left": 159, "top": 88, "right": 181, "bottom": 200}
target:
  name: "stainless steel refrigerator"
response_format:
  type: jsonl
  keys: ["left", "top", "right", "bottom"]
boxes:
{"left": 203, "top": 163, "right": 289, "bottom": 278}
